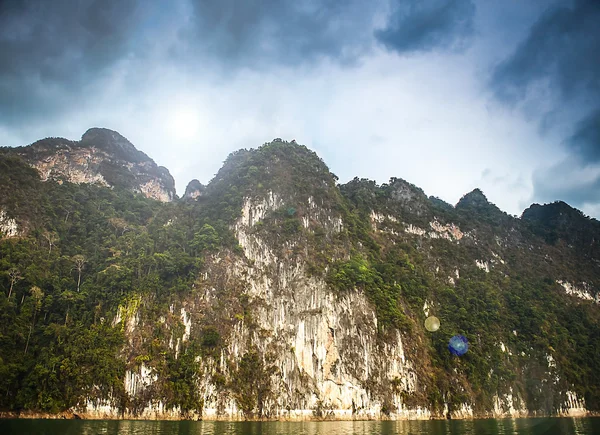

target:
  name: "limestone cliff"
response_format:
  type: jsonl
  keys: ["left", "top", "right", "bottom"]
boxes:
{"left": 3, "top": 128, "right": 175, "bottom": 202}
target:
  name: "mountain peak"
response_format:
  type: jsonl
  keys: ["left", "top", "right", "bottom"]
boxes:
{"left": 521, "top": 201, "right": 600, "bottom": 256}
{"left": 454, "top": 188, "right": 512, "bottom": 226}
{"left": 81, "top": 127, "right": 151, "bottom": 164}
{"left": 522, "top": 201, "right": 584, "bottom": 221}
{"left": 184, "top": 179, "right": 205, "bottom": 200}
{"left": 5, "top": 128, "right": 175, "bottom": 202}
{"left": 82, "top": 127, "right": 125, "bottom": 141}
{"left": 388, "top": 177, "right": 427, "bottom": 202}
{"left": 456, "top": 188, "right": 489, "bottom": 208}
{"left": 204, "top": 138, "right": 341, "bottom": 226}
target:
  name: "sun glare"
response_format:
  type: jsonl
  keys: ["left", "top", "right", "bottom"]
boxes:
{"left": 167, "top": 107, "right": 201, "bottom": 141}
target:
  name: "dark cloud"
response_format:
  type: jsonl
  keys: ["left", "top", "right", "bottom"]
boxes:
{"left": 0, "top": 0, "right": 140, "bottom": 125}
{"left": 491, "top": 0, "right": 600, "bottom": 105}
{"left": 375, "top": 0, "right": 476, "bottom": 54}
{"left": 0, "top": 0, "right": 383, "bottom": 130}
{"left": 183, "top": 0, "right": 378, "bottom": 67}
{"left": 532, "top": 109, "right": 600, "bottom": 209}
{"left": 0, "top": 0, "right": 139, "bottom": 76}
{"left": 569, "top": 108, "right": 600, "bottom": 162}
{"left": 490, "top": 0, "right": 600, "bottom": 210}
{"left": 532, "top": 168, "right": 600, "bottom": 212}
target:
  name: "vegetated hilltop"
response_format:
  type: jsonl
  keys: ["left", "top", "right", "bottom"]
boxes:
{"left": 0, "top": 132, "right": 598, "bottom": 421}
{"left": 0, "top": 128, "right": 175, "bottom": 202}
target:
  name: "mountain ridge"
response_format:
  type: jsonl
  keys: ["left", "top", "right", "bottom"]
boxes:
{"left": 4, "top": 128, "right": 597, "bottom": 226}
{"left": 0, "top": 129, "right": 598, "bottom": 420}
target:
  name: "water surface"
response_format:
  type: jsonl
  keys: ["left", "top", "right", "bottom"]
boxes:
{"left": 1, "top": 418, "right": 599, "bottom": 435}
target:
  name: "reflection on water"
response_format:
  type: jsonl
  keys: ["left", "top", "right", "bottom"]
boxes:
{"left": 1, "top": 418, "right": 599, "bottom": 435}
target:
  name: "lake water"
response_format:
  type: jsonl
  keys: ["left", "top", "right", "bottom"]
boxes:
{"left": 1, "top": 418, "right": 599, "bottom": 435}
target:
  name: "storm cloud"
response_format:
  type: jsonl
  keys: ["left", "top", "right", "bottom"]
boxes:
{"left": 0, "top": 0, "right": 384, "bottom": 127}
{"left": 0, "top": 0, "right": 142, "bottom": 124}
{"left": 492, "top": 0, "right": 600, "bottom": 106}
{"left": 183, "top": 0, "right": 380, "bottom": 67}
{"left": 376, "top": 0, "right": 476, "bottom": 54}
{"left": 1, "top": 0, "right": 598, "bottom": 217}
{"left": 532, "top": 109, "right": 600, "bottom": 216}
{"left": 491, "top": 0, "right": 600, "bottom": 213}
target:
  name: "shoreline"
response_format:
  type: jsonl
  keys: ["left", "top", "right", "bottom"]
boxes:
{"left": 1, "top": 410, "right": 596, "bottom": 421}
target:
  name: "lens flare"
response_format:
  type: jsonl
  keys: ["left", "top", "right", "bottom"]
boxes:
{"left": 424, "top": 316, "right": 440, "bottom": 332}
{"left": 448, "top": 335, "right": 469, "bottom": 356}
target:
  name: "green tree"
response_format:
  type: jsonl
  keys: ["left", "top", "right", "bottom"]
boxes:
{"left": 230, "top": 347, "right": 277, "bottom": 419}
{"left": 191, "top": 224, "right": 221, "bottom": 255}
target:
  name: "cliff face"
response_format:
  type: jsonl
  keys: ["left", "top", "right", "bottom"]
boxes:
{"left": 89, "top": 193, "right": 423, "bottom": 420}
{"left": 3, "top": 128, "right": 175, "bottom": 202}
{"left": 0, "top": 136, "right": 599, "bottom": 421}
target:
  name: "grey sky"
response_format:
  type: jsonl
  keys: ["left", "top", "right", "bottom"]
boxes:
{"left": 1, "top": 0, "right": 598, "bottom": 218}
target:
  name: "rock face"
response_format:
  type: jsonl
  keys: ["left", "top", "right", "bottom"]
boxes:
{"left": 91, "top": 196, "right": 424, "bottom": 420}
{"left": 0, "top": 209, "right": 20, "bottom": 237}
{"left": 7, "top": 128, "right": 175, "bottom": 202}
{"left": 196, "top": 193, "right": 417, "bottom": 419}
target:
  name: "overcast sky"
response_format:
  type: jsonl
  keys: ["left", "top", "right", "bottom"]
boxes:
{"left": 1, "top": 0, "right": 599, "bottom": 217}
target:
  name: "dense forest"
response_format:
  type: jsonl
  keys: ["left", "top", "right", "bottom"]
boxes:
{"left": 0, "top": 137, "right": 599, "bottom": 419}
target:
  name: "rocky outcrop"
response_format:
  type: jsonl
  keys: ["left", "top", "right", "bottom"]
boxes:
{"left": 8, "top": 128, "right": 175, "bottom": 202}
{"left": 0, "top": 209, "right": 20, "bottom": 238}
{"left": 184, "top": 179, "right": 205, "bottom": 200}
{"left": 556, "top": 280, "right": 600, "bottom": 303}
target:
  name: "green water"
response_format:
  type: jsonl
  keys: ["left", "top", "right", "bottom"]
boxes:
{"left": 1, "top": 418, "right": 599, "bottom": 435}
